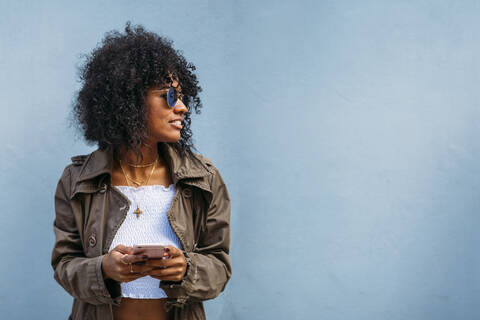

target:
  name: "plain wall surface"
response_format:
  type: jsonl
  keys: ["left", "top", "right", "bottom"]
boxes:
{"left": 1, "top": 1, "right": 479, "bottom": 319}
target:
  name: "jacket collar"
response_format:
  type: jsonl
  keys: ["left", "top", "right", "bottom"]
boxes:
{"left": 73, "top": 143, "right": 211, "bottom": 193}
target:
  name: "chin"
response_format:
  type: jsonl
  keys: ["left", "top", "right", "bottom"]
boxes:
{"left": 171, "top": 134, "right": 181, "bottom": 142}
{"left": 159, "top": 135, "right": 181, "bottom": 143}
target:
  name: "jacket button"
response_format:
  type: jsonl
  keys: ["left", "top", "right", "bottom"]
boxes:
{"left": 182, "top": 188, "right": 192, "bottom": 198}
{"left": 88, "top": 234, "right": 97, "bottom": 247}
{"left": 99, "top": 184, "right": 107, "bottom": 193}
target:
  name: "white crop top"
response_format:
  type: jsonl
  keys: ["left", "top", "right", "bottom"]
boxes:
{"left": 108, "top": 184, "right": 182, "bottom": 299}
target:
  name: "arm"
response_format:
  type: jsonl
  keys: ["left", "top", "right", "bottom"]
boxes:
{"left": 161, "top": 166, "right": 232, "bottom": 302}
{"left": 51, "top": 166, "right": 121, "bottom": 305}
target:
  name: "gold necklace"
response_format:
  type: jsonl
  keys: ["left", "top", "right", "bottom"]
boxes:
{"left": 126, "top": 155, "right": 159, "bottom": 168}
{"left": 122, "top": 173, "right": 148, "bottom": 187}
{"left": 118, "top": 157, "right": 157, "bottom": 219}
{"left": 119, "top": 157, "right": 158, "bottom": 186}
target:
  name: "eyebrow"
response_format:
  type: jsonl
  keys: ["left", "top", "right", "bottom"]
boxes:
{"left": 151, "top": 86, "right": 184, "bottom": 94}
{"left": 150, "top": 88, "right": 169, "bottom": 92}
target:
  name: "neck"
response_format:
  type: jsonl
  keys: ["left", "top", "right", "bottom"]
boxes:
{"left": 114, "top": 143, "right": 165, "bottom": 182}
{"left": 116, "top": 143, "right": 158, "bottom": 165}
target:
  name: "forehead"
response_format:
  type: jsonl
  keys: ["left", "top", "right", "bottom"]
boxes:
{"left": 148, "top": 81, "right": 182, "bottom": 92}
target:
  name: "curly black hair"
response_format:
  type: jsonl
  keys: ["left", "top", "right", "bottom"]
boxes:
{"left": 71, "top": 22, "right": 202, "bottom": 160}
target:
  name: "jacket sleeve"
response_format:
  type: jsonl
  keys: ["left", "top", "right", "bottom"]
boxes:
{"left": 51, "top": 166, "right": 121, "bottom": 306}
{"left": 162, "top": 165, "right": 232, "bottom": 304}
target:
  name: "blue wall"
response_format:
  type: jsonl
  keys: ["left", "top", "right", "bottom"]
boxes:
{"left": 1, "top": 1, "right": 479, "bottom": 319}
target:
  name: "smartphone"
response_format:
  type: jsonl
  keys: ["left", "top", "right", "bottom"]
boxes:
{"left": 132, "top": 244, "right": 167, "bottom": 259}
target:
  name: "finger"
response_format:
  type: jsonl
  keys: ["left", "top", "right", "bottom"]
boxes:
{"left": 133, "top": 264, "right": 156, "bottom": 275}
{"left": 109, "top": 250, "right": 130, "bottom": 265}
{"left": 113, "top": 244, "right": 133, "bottom": 255}
{"left": 123, "top": 261, "right": 156, "bottom": 275}
{"left": 154, "top": 256, "right": 186, "bottom": 268}
{"left": 159, "top": 275, "right": 185, "bottom": 282}
{"left": 144, "top": 256, "right": 184, "bottom": 268}
{"left": 148, "top": 266, "right": 184, "bottom": 278}
{"left": 164, "top": 245, "right": 182, "bottom": 258}
{"left": 144, "top": 258, "right": 169, "bottom": 268}
{"left": 122, "top": 254, "right": 149, "bottom": 265}
{"left": 149, "top": 268, "right": 185, "bottom": 282}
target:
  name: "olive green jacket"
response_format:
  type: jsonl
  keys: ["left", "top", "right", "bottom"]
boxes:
{"left": 51, "top": 143, "right": 231, "bottom": 319}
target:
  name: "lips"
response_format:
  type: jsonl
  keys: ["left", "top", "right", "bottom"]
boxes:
{"left": 169, "top": 119, "right": 183, "bottom": 129}
{"left": 169, "top": 120, "right": 182, "bottom": 126}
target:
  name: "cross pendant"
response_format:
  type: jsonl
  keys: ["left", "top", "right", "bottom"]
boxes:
{"left": 133, "top": 207, "right": 143, "bottom": 219}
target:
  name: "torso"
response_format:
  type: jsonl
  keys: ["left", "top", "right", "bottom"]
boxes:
{"left": 110, "top": 155, "right": 173, "bottom": 320}
{"left": 112, "top": 298, "right": 169, "bottom": 320}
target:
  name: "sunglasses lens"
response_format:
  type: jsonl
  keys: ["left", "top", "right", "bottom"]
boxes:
{"left": 167, "top": 87, "right": 177, "bottom": 107}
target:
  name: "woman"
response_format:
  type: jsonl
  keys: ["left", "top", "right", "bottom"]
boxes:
{"left": 51, "top": 23, "right": 231, "bottom": 320}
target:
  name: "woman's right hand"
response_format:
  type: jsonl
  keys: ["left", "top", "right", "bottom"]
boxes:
{"left": 101, "top": 244, "right": 153, "bottom": 283}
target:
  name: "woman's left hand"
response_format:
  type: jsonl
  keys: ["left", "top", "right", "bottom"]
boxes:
{"left": 145, "top": 245, "right": 187, "bottom": 282}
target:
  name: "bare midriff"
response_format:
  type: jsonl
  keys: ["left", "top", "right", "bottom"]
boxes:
{"left": 113, "top": 298, "right": 169, "bottom": 320}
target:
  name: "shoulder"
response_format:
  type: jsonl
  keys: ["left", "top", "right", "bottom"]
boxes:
{"left": 57, "top": 152, "right": 93, "bottom": 192}
{"left": 191, "top": 152, "right": 223, "bottom": 179}
{"left": 70, "top": 154, "right": 89, "bottom": 166}
{"left": 191, "top": 152, "right": 228, "bottom": 192}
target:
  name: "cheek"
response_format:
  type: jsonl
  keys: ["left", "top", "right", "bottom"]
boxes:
{"left": 148, "top": 109, "right": 171, "bottom": 130}
{"left": 147, "top": 104, "right": 167, "bottom": 120}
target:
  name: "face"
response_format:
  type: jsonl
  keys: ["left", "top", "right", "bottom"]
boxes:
{"left": 144, "top": 79, "right": 188, "bottom": 143}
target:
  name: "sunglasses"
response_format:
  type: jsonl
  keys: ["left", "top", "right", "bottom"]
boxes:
{"left": 161, "top": 87, "right": 186, "bottom": 108}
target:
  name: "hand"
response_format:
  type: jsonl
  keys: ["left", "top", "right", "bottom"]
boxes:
{"left": 101, "top": 244, "right": 154, "bottom": 283}
{"left": 145, "top": 245, "right": 187, "bottom": 282}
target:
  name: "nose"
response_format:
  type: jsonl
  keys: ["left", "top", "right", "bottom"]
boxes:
{"left": 173, "top": 98, "right": 188, "bottom": 114}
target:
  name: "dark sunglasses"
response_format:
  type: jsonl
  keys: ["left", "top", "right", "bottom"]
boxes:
{"left": 163, "top": 87, "right": 186, "bottom": 108}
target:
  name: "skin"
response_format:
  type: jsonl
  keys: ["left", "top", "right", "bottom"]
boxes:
{"left": 101, "top": 79, "right": 188, "bottom": 320}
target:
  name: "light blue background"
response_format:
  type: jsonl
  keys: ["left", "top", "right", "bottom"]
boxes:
{"left": 1, "top": 1, "right": 479, "bottom": 319}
